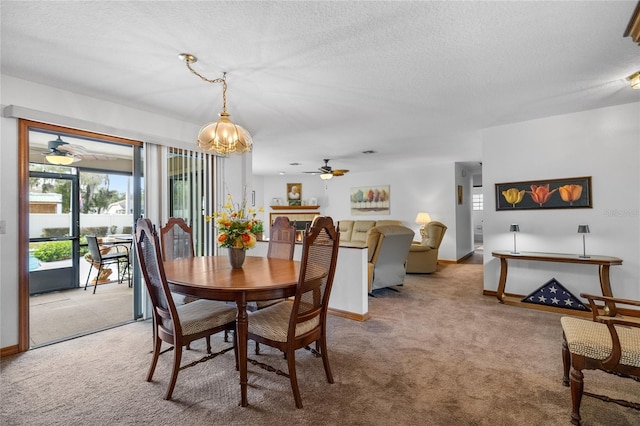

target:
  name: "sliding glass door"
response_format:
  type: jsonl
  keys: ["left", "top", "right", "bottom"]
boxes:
{"left": 22, "top": 121, "right": 143, "bottom": 348}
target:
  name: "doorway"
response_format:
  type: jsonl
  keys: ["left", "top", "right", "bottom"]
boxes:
{"left": 20, "top": 120, "right": 143, "bottom": 349}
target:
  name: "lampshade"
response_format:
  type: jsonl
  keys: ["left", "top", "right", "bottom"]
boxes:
{"left": 320, "top": 173, "right": 333, "bottom": 180}
{"left": 415, "top": 212, "right": 432, "bottom": 225}
{"left": 180, "top": 53, "right": 252, "bottom": 156}
{"left": 45, "top": 153, "right": 74, "bottom": 166}
{"left": 510, "top": 224, "right": 520, "bottom": 232}
{"left": 577, "top": 225, "right": 590, "bottom": 234}
{"left": 197, "top": 112, "right": 252, "bottom": 156}
{"left": 629, "top": 72, "right": 640, "bottom": 89}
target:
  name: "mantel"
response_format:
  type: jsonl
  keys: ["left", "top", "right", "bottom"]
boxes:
{"left": 270, "top": 205, "right": 320, "bottom": 210}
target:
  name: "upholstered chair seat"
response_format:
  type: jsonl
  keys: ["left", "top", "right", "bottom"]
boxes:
{"left": 560, "top": 293, "right": 640, "bottom": 425}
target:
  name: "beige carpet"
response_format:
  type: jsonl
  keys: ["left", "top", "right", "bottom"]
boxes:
{"left": 2, "top": 262, "right": 638, "bottom": 425}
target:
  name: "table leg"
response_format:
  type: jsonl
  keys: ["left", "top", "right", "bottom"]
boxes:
{"left": 236, "top": 293, "right": 249, "bottom": 407}
{"left": 598, "top": 265, "right": 616, "bottom": 316}
{"left": 496, "top": 258, "right": 508, "bottom": 303}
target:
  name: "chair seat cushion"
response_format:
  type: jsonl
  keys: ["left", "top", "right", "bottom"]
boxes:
{"left": 177, "top": 299, "right": 236, "bottom": 337}
{"left": 561, "top": 316, "right": 640, "bottom": 367}
{"left": 248, "top": 301, "right": 319, "bottom": 342}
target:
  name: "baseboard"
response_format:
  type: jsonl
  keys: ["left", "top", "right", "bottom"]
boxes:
{"left": 1, "top": 344, "right": 20, "bottom": 357}
{"left": 328, "top": 307, "right": 369, "bottom": 322}
{"left": 483, "top": 290, "right": 640, "bottom": 318}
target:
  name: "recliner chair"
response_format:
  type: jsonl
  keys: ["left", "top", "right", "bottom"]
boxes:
{"left": 366, "top": 224, "right": 415, "bottom": 293}
{"left": 406, "top": 221, "right": 447, "bottom": 274}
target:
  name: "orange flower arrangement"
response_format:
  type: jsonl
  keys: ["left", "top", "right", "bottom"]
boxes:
{"left": 205, "top": 193, "right": 263, "bottom": 250}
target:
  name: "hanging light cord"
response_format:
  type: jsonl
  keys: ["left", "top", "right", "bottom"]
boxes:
{"left": 184, "top": 59, "right": 228, "bottom": 113}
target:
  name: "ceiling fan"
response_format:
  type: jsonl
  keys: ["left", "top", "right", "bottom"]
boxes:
{"left": 318, "top": 159, "right": 349, "bottom": 180}
{"left": 43, "top": 136, "right": 112, "bottom": 165}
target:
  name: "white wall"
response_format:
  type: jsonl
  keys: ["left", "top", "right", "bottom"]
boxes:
{"left": 483, "top": 102, "right": 640, "bottom": 301}
{"left": 256, "top": 161, "right": 469, "bottom": 262}
{"left": 454, "top": 163, "right": 474, "bottom": 260}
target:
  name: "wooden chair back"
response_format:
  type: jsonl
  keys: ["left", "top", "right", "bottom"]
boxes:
{"left": 290, "top": 216, "right": 340, "bottom": 344}
{"left": 135, "top": 218, "right": 182, "bottom": 341}
{"left": 160, "top": 217, "right": 195, "bottom": 261}
{"left": 267, "top": 216, "right": 296, "bottom": 260}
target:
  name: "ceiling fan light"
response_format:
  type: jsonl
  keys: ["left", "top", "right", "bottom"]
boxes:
{"left": 45, "top": 153, "right": 74, "bottom": 165}
{"left": 320, "top": 173, "right": 333, "bottom": 180}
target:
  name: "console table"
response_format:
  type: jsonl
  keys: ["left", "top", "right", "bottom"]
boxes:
{"left": 492, "top": 250, "right": 623, "bottom": 315}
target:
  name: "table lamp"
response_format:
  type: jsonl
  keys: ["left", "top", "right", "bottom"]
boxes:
{"left": 578, "top": 225, "right": 590, "bottom": 258}
{"left": 510, "top": 224, "right": 520, "bottom": 254}
{"left": 415, "top": 212, "right": 432, "bottom": 240}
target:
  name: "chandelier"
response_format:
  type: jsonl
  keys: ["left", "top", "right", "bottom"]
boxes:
{"left": 179, "top": 53, "right": 252, "bottom": 155}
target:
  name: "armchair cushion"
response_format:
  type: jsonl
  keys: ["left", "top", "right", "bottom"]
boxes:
{"left": 406, "top": 221, "right": 447, "bottom": 274}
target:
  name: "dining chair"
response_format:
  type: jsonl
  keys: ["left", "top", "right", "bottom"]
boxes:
{"left": 134, "top": 217, "right": 238, "bottom": 400}
{"left": 255, "top": 216, "right": 297, "bottom": 312}
{"left": 561, "top": 293, "right": 640, "bottom": 425}
{"left": 84, "top": 235, "right": 130, "bottom": 294}
{"left": 248, "top": 216, "right": 340, "bottom": 408}
{"left": 254, "top": 216, "right": 298, "bottom": 354}
{"left": 160, "top": 217, "right": 230, "bottom": 345}
{"left": 160, "top": 217, "right": 194, "bottom": 261}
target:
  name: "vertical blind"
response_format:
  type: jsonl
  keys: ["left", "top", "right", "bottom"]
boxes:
{"left": 166, "top": 147, "right": 216, "bottom": 256}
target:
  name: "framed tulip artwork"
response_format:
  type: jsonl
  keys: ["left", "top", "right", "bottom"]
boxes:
{"left": 495, "top": 176, "right": 592, "bottom": 211}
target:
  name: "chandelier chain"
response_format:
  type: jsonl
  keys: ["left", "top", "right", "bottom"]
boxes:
{"left": 185, "top": 61, "right": 228, "bottom": 112}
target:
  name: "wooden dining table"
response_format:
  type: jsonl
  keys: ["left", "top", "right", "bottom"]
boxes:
{"left": 163, "top": 255, "right": 300, "bottom": 407}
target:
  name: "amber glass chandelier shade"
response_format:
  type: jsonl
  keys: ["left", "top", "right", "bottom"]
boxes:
{"left": 197, "top": 112, "right": 253, "bottom": 155}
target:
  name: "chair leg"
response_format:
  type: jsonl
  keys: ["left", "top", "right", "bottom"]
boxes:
{"left": 319, "top": 335, "right": 334, "bottom": 384}
{"left": 84, "top": 263, "right": 94, "bottom": 291}
{"left": 93, "top": 264, "right": 103, "bottom": 294}
{"left": 286, "top": 349, "right": 303, "bottom": 409}
{"left": 147, "top": 334, "right": 162, "bottom": 382}
{"left": 205, "top": 336, "right": 211, "bottom": 354}
{"left": 569, "top": 367, "right": 584, "bottom": 426}
{"left": 562, "top": 338, "right": 570, "bottom": 387}
{"left": 255, "top": 341, "right": 261, "bottom": 355}
{"left": 164, "top": 344, "right": 183, "bottom": 400}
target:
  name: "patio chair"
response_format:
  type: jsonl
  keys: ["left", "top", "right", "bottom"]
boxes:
{"left": 84, "top": 235, "right": 130, "bottom": 294}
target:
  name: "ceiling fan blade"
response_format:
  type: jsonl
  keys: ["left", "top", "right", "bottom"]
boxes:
{"left": 332, "top": 169, "right": 349, "bottom": 176}
{"left": 57, "top": 144, "right": 88, "bottom": 155}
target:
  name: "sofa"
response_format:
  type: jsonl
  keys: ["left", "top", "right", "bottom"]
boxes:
{"left": 406, "top": 221, "right": 447, "bottom": 274}
{"left": 337, "top": 220, "right": 402, "bottom": 247}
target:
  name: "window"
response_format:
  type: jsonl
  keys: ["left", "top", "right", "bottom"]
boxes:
{"left": 472, "top": 193, "right": 483, "bottom": 211}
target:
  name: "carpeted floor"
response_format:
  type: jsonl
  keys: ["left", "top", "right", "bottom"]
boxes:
{"left": 1, "top": 262, "right": 637, "bottom": 425}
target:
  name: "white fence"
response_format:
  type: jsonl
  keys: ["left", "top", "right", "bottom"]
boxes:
{"left": 30, "top": 213, "right": 134, "bottom": 238}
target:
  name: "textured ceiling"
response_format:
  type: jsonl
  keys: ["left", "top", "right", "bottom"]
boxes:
{"left": 2, "top": 1, "right": 639, "bottom": 176}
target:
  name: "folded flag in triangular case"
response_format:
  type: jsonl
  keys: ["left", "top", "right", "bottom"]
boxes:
{"left": 521, "top": 278, "right": 590, "bottom": 311}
